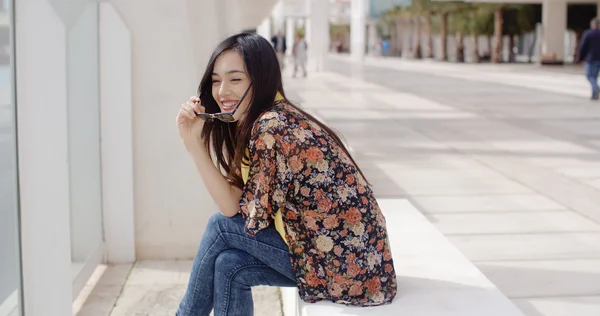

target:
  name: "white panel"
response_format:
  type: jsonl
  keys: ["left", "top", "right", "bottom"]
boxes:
{"left": 15, "top": 0, "right": 73, "bottom": 314}
{"left": 66, "top": 1, "right": 103, "bottom": 265}
{"left": 99, "top": 2, "right": 135, "bottom": 264}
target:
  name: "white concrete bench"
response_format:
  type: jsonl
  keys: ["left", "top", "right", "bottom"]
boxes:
{"left": 281, "top": 199, "right": 525, "bottom": 316}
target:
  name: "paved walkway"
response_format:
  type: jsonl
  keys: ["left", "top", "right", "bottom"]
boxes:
{"left": 314, "top": 56, "right": 600, "bottom": 316}
{"left": 76, "top": 58, "right": 600, "bottom": 316}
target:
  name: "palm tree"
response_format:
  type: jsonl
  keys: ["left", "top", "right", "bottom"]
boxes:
{"left": 435, "top": 1, "right": 470, "bottom": 62}
{"left": 492, "top": 6, "right": 504, "bottom": 63}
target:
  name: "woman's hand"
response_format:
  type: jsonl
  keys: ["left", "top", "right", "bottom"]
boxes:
{"left": 176, "top": 96, "right": 205, "bottom": 146}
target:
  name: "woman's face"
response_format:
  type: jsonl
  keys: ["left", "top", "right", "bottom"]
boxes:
{"left": 211, "top": 50, "right": 253, "bottom": 122}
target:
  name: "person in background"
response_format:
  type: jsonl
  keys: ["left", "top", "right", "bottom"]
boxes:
{"left": 292, "top": 32, "right": 308, "bottom": 78}
{"left": 577, "top": 17, "right": 600, "bottom": 100}
{"left": 271, "top": 30, "right": 287, "bottom": 70}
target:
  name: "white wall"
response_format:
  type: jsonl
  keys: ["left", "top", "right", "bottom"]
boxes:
{"left": 106, "top": 0, "right": 223, "bottom": 260}
{"left": 105, "top": 0, "right": 278, "bottom": 260}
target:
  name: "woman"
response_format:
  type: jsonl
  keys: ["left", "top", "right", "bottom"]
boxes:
{"left": 175, "top": 32, "right": 397, "bottom": 316}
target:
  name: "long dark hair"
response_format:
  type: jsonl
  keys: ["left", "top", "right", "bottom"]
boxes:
{"left": 198, "top": 32, "right": 368, "bottom": 189}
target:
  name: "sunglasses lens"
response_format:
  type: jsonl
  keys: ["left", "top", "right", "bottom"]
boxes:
{"left": 214, "top": 114, "right": 234, "bottom": 123}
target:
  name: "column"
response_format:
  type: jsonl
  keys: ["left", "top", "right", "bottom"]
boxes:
{"left": 367, "top": 20, "right": 377, "bottom": 55}
{"left": 286, "top": 17, "right": 296, "bottom": 57}
{"left": 308, "top": 0, "right": 330, "bottom": 71}
{"left": 257, "top": 17, "right": 272, "bottom": 40}
{"left": 541, "top": 0, "right": 567, "bottom": 63}
{"left": 272, "top": 0, "right": 285, "bottom": 36}
{"left": 351, "top": 0, "right": 366, "bottom": 61}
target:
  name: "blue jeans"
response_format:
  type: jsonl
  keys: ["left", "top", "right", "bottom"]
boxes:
{"left": 176, "top": 213, "right": 296, "bottom": 316}
{"left": 585, "top": 61, "right": 600, "bottom": 97}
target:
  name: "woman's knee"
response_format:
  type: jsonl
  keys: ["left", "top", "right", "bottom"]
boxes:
{"left": 215, "top": 250, "right": 260, "bottom": 286}
{"left": 206, "top": 212, "right": 244, "bottom": 235}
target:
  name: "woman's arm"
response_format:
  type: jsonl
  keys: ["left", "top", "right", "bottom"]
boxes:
{"left": 185, "top": 140, "right": 242, "bottom": 217}
{"left": 176, "top": 96, "right": 242, "bottom": 217}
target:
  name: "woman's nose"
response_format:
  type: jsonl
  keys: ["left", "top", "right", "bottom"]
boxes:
{"left": 218, "top": 82, "right": 231, "bottom": 97}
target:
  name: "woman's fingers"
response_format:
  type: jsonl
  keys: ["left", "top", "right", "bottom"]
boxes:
{"left": 177, "top": 97, "right": 204, "bottom": 125}
{"left": 180, "top": 103, "right": 196, "bottom": 120}
{"left": 187, "top": 99, "right": 203, "bottom": 114}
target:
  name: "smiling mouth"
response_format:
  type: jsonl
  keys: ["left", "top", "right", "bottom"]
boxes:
{"left": 220, "top": 101, "right": 238, "bottom": 112}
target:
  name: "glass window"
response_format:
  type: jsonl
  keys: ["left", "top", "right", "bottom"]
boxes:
{"left": 0, "top": 0, "right": 22, "bottom": 315}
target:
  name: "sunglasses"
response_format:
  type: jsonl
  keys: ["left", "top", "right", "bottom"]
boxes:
{"left": 196, "top": 82, "right": 253, "bottom": 123}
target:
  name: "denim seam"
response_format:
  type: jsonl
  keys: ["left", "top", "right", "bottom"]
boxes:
{"left": 220, "top": 262, "right": 265, "bottom": 316}
{"left": 185, "top": 233, "right": 226, "bottom": 316}
{"left": 221, "top": 232, "right": 290, "bottom": 255}
{"left": 184, "top": 223, "right": 290, "bottom": 315}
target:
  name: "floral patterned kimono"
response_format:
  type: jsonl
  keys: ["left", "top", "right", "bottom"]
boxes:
{"left": 239, "top": 100, "right": 397, "bottom": 306}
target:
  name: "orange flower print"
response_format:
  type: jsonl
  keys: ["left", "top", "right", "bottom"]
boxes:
{"left": 300, "top": 187, "right": 310, "bottom": 197}
{"left": 306, "top": 270, "right": 320, "bottom": 287}
{"left": 347, "top": 263, "right": 361, "bottom": 277}
{"left": 334, "top": 274, "right": 349, "bottom": 286}
{"left": 331, "top": 283, "right": 343, "bottom": 297}
{"left": 281, "top": 140, "right": 291, "bottom": 155}
{"left": 286, "top": 210, "right": 298, "bottom": 220}
{"left": 289, "top": 155, "right": 303, "bottom": 173}
{"left": 348, "top": 282, "right": 364, "bottom": 297}
{"left": 305, "top": 210, "right": 319, "bottom": 218}
{"left": 314, "top": 189, "right": 326, "bottom": 200}
{"left": 383, "top": 248, "right": 392, "bottom": 261}
{"left": 365, "top": 277, "right": 382, "bottom": 294}
{"left": 357, "top": 183, "right": 366, "bottom": 194}
{"left": 324, "top": 216, "right": 340, "bottom": 230}
{"left": 346, "top": 174, "right": 355, "bottom": 185}
{"left": 305, "top": 217, "right": 319, "bottom": 231}
{"left": 318, "top": 199, "right": 332, "bottom": 213}
{"left": 255, "top": 138, "right": 266, "bottom": 150}
{"left": 377, "top": 239, "right": 385, "bottom": 251}
{"left": 345, "top": 207, "right": 362, "bottom": 225}
{"left": 385, "top": 264, "right": 394, "bottom": 274}
{"left": 306, "top": 147, "right": 324, "bottom": 162}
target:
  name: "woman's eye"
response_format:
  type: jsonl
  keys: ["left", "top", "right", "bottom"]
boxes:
{"left": 231, "top": 78, "right": 241, "bottom": 82}
{"left": 212, "top": 80, "right": 220, "bottom": 85}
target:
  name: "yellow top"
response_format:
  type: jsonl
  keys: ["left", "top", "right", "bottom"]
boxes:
{"left": 241, "top": 160, "right": 287, "bottom": 245}
{"left": 240, "top": 91, "right": 287, "bottom": 245}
